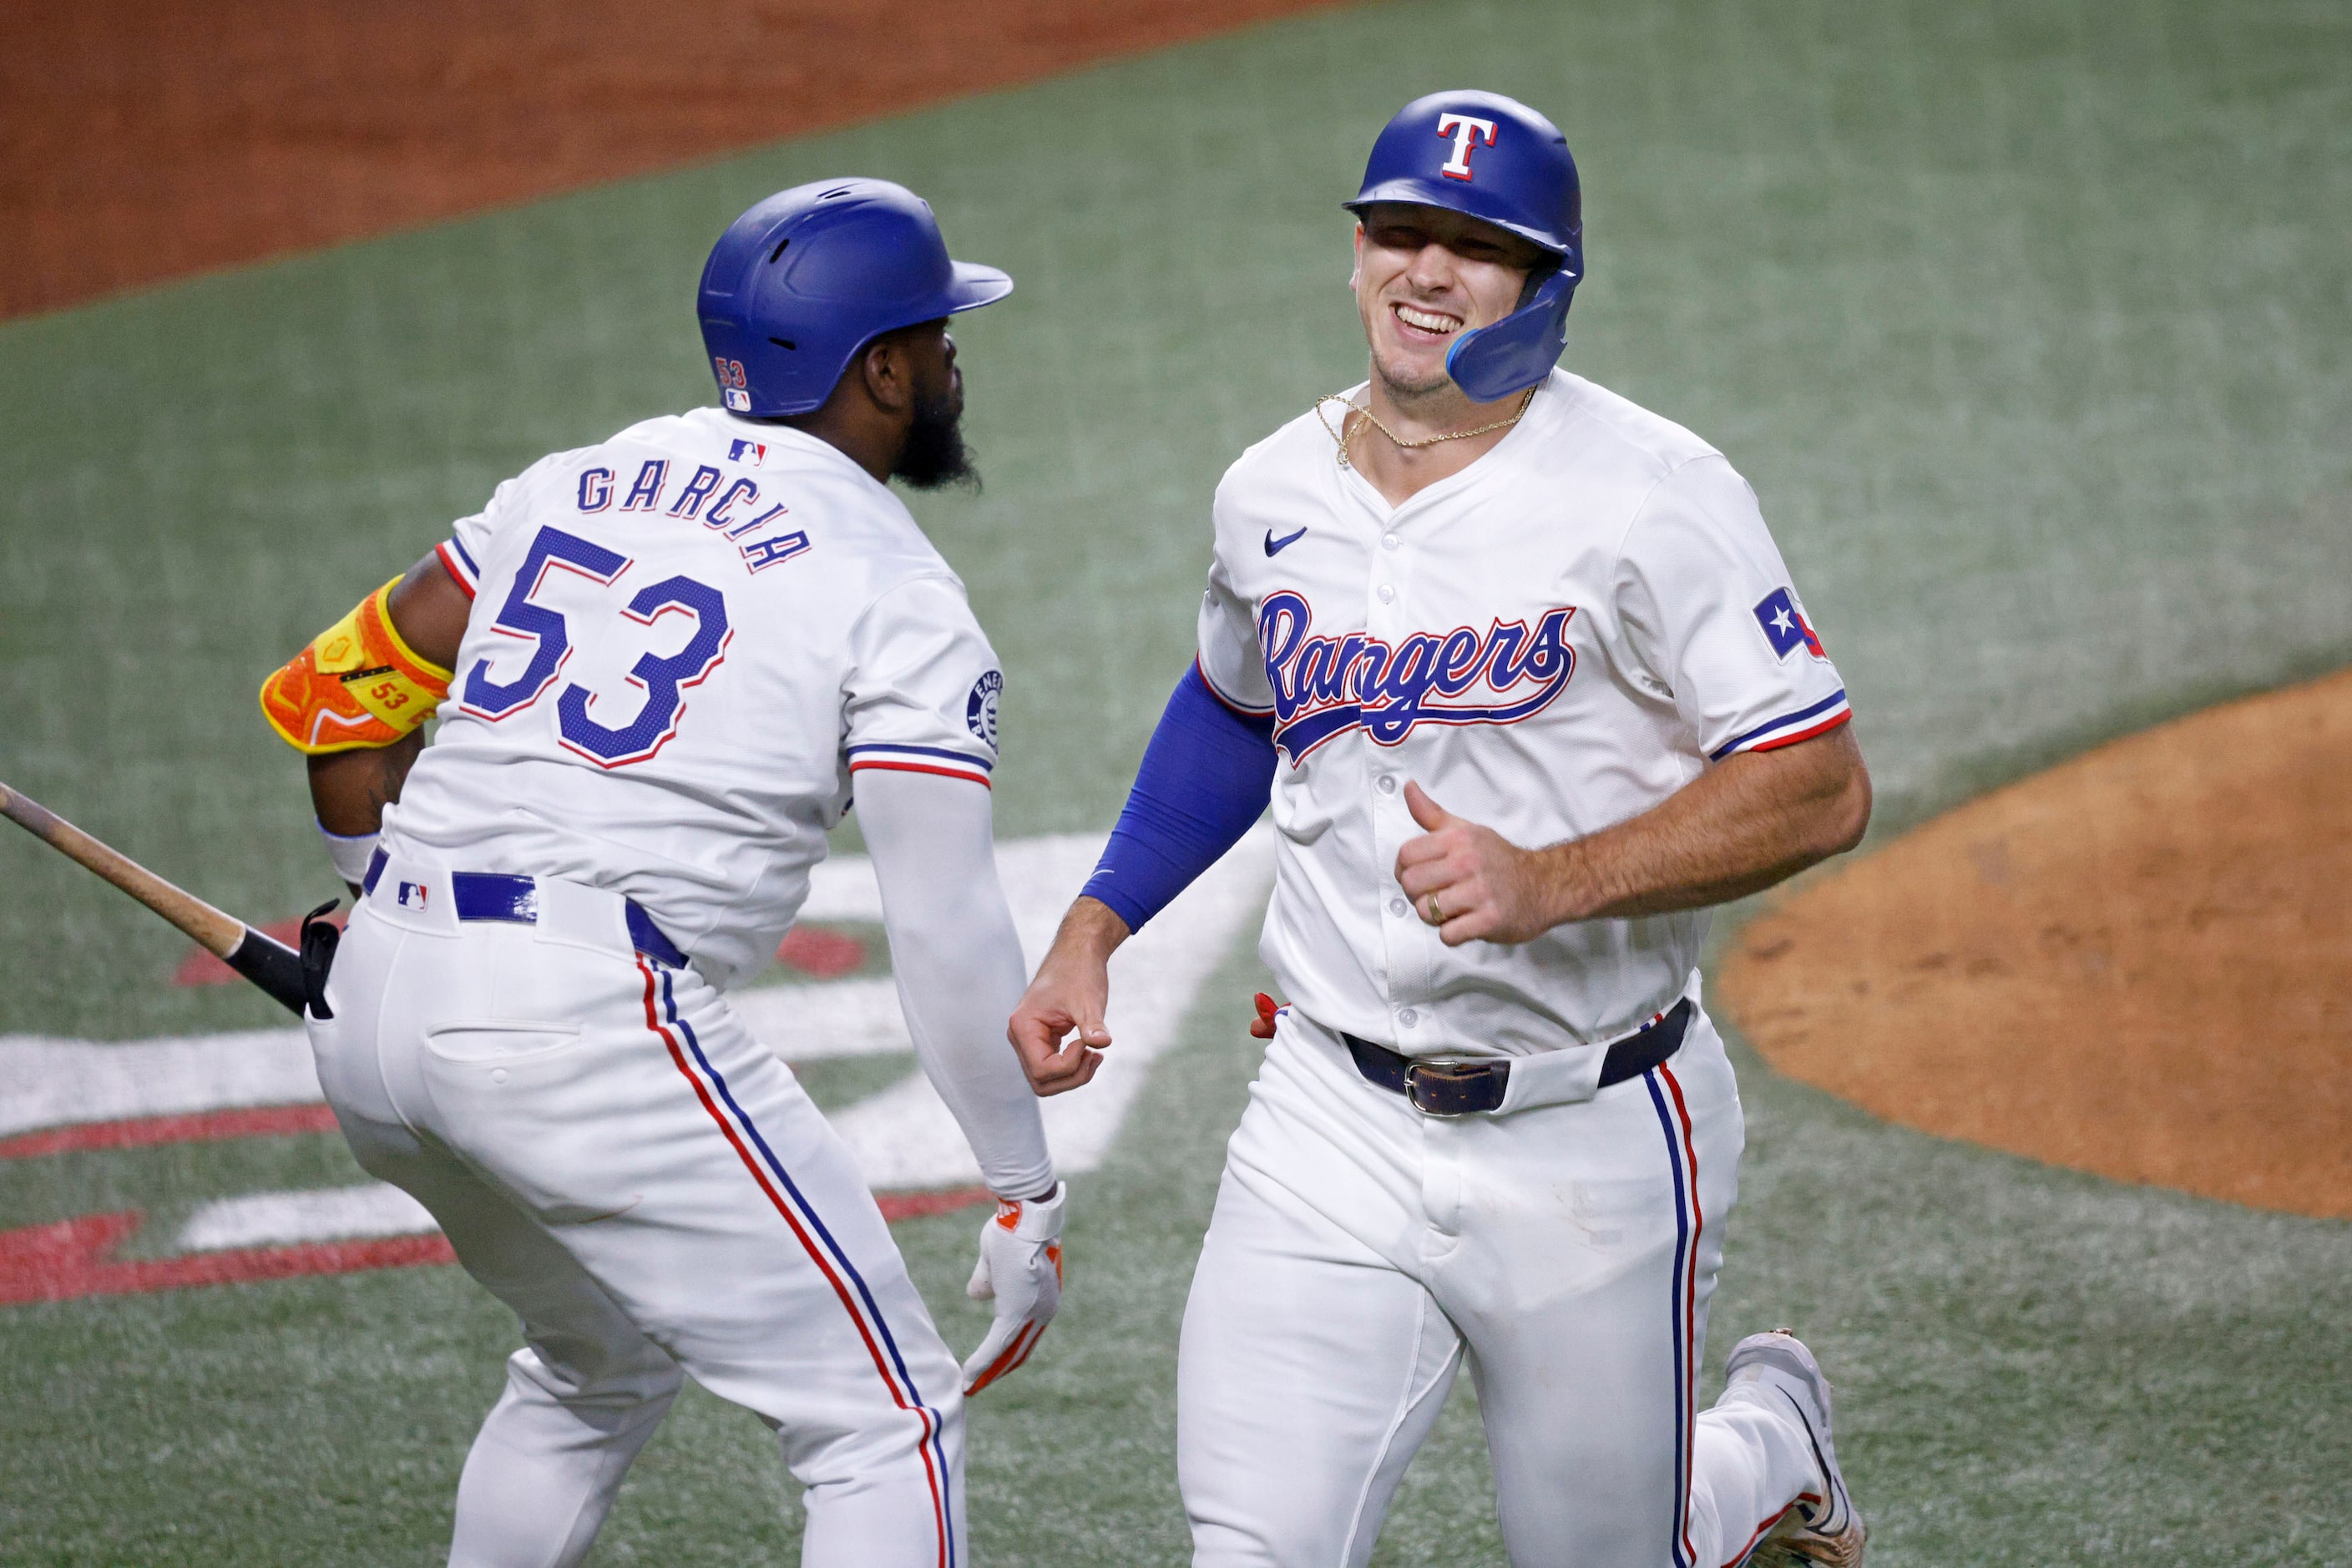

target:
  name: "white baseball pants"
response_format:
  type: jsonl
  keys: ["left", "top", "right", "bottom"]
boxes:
{"left": 1178, "top": 1006, "right": 1823, "bottom": 1568}
{"left": 310, "top": 881, "right": 965, "bottom": 1568}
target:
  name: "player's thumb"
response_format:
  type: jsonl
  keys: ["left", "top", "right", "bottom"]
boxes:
{"left": 1403, "top": 780, "right": 1452, "bottom": 832}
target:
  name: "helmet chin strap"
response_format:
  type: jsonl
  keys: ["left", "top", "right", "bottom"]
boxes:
{"left": 1444, "top": 267, "right": 1579, "bottom": 403}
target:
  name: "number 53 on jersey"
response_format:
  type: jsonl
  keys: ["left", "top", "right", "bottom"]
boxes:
{"left": 459, "top": 524, "right": 733, "bottom": 769}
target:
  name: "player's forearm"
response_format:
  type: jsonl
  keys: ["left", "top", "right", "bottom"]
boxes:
{"left": 306, "top": 730, "right": 425, "bottom": 837}
{"left": 1538, "top": 727, "right": 1870, "bottom": 923}
{"left": 1046, "top": 896, "right": 1131, "bottom": 964}
{"left": 857, "top": 769, "right": 1056, "bottom": 1197}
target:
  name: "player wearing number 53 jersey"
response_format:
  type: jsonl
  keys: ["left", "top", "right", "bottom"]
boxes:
{"left": 265, "top": 181, "right": 1064, "bottom": 1568}
{"left": 1014, "top": 94, "right": 1874, "bottom": 1565}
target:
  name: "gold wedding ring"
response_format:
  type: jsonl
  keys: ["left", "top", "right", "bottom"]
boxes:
{"left": 1426, "top": 893, "right": 1444, "bottom": 925}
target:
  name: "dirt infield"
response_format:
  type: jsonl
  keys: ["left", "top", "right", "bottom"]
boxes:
{"left": 0, "top": 0, "right": 1344, "bottom": 321}
{"left": 1721, "top": 670, "right": 2352, "bottom": 1220}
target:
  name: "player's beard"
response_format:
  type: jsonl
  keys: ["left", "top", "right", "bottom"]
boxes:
{"left": 893, "top": 389, "right": 979, "bottom": 492}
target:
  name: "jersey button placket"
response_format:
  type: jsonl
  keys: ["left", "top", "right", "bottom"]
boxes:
{"left": 1367, "top": 553, "right": 1402, "bottom": 1020}
{"left": 1366, "top": 544, "right": 1432, "bottom": 1036}
{"left": 1388, "top": 520, "right": 1455, "bottom": 1269}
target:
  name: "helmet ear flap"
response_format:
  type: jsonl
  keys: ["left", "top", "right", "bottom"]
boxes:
{"left": 1514, "top": 256, "right": 1562, "bottom": 311}
{"left": 1444, "top": 269, "right": 1577, "bottom": 403}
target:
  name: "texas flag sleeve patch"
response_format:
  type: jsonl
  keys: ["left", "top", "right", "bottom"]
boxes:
{"left": 1753, "top": 587, "right": 1826, "bottom": 660}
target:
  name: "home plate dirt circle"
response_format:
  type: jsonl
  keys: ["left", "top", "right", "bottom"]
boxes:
{"left": 1718, "top": 668, "right": 2352, "bottom": 1221}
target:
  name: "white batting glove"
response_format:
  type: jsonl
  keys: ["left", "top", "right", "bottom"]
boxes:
{"left": 960, "top": 1181, "right": 1065, "bottom": 1395}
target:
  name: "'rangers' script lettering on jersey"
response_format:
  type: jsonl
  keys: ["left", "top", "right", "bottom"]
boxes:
{"left": 1259, "top": 589, "right": 1576, "bottom": 758}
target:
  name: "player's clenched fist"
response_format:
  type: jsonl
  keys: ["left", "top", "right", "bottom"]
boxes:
{"left": 1007, "top": 898, "right": 1129, "bottom": 1095}
{"left": 1394, "top": 781, "right": 1561, "bottom": 946}
{"left": 962, "top": 1182, "right": 1066, "bottom": 1394}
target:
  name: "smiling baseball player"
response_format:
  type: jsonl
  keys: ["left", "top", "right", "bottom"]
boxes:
{"left": 1010, "top": 93, "right": 1873, "bottom": 1566}
{"left": 262, "top": 180, "right": 1062, "bottom": 1568}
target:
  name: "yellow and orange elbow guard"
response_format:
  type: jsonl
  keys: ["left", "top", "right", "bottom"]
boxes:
{"left": 260, "top": 578, "right": 453, "bottom": 754}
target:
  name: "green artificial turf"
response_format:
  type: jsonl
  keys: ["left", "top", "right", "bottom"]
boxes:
{"left": 7, "top": 928, "right": 2347, "bottom": 1564}
{"left": 3, "top": 0, "right": 2349, "bottom": 1560}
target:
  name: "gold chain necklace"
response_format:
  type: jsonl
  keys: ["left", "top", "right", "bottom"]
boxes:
{"left": 1314, "top": 386, "right": 1535, "bottom": 468}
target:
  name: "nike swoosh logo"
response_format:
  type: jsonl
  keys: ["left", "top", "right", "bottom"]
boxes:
{"left": 1264, "top": 527, "right": 1308, "bottom": 556}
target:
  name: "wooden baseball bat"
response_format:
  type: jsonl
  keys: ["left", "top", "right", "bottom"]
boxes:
{"left": 0, "top": 780, "right": 309, "bottom": 1015}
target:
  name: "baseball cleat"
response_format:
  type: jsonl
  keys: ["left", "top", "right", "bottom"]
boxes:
{"left": 1724, "top": 1328, "right": 1866, "bottom": 1567}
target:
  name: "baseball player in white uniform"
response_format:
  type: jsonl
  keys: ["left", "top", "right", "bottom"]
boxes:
{"left": 263, "top": 180, "right": 1063, "bottom": 1568}
{"left": 1010, "top": 94, "right": 1874, "bottom": 1566}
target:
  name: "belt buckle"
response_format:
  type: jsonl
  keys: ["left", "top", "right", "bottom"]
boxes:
{"left": 1404, "top": 1058, "right": 1496, "bottom": 1117}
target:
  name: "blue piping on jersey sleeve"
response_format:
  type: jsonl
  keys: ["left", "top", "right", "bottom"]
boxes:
{"left": 1081, "top": 665, "right": 1277, "bottom": 933}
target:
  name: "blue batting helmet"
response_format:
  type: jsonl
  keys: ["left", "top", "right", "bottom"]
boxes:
{"left": 697, "top": 179, "right": 1014, "bottom": 418}
{"left": 1343, "top": 91, "right": 1584, "bottom": 402}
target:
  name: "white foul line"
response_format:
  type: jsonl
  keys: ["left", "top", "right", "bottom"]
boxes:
{"left": 11, "top": 829, "right": 1274, "bottom": 1249}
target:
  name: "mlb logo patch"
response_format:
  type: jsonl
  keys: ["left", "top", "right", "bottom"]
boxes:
{"left": 723, "top": 388, "right": 751, "bottom": 412}
{"left": 1753, "top": 588, "right": 1827, "bottom": 660}
{"left": 726, "top": 438, "right": 766, "bottom": 467}
{"left": 397, "top": 881, "right": 429, "bottom": 910}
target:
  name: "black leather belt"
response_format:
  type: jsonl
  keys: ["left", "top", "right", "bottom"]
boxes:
{"left": 1343, "top": 997, "right": 1694, "bottom": 1116}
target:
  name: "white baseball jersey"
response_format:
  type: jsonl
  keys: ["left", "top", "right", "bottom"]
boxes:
{"left": 382, "top": 408, "right": 1005, "bottom": 989}
{"left": 1196, "top": 367, "right": 1849, "bottom": 1058}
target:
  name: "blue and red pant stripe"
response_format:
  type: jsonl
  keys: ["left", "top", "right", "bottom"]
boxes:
{"left": 1646, "top": 1062, "right": 1704, "bottom": 1568}
{"left": 638, "top": 959, "right": 956, "bottom": 1568}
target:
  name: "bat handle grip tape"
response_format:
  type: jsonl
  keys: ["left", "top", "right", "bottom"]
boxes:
{"left": 224, "top": 928, "right": 308, "bottom": 1017}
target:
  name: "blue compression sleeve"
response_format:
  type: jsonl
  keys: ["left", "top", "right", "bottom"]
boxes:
{"left": 1081, "top": 665, "right": 1277, "bottom": 933}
